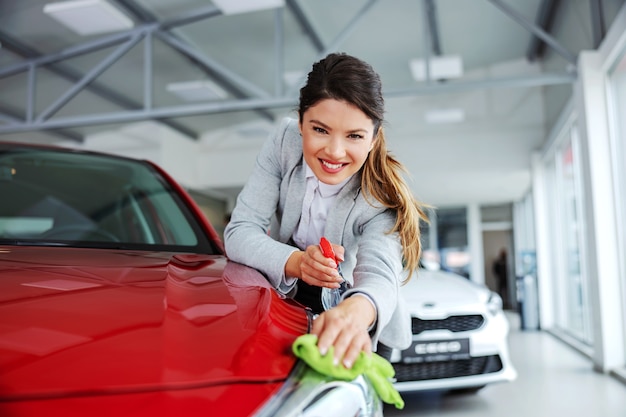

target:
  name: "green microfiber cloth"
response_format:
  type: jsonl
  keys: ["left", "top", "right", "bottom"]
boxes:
{"left": 292, "top": 334, "right": 404, "bottom": 409}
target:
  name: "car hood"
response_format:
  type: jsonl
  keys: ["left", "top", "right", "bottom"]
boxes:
{"left": 0, "top": 246, "right": 308, "bottom": 404}
{"left": 402, "top": 268, "right": 490, "bottom": 314}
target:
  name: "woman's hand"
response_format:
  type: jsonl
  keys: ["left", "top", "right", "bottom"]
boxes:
{"left": 311, "top": 295, "right": 376, "bottom": 369}
{"left": 286, "top": 243, "right": 345, "bottom": 289}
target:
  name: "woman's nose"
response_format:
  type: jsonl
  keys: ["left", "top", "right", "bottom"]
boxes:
{"left": 325, "top": 136, "right": 345, "bottom": 158}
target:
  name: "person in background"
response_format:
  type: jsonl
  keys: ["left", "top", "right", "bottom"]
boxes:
{"left": 224, "top": 52, "right": 429, "bottom": 368}
{"left": 493, "top": 247, "right": 509, "bottom": 308}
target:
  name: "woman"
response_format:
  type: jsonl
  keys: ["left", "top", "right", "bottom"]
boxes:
{"left": 224, "top": 52, "right": 428, "bottom": 369}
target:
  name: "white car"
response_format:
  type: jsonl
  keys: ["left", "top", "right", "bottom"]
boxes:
{"left": 390, "top": 266, "right": 517, "bottom": 393}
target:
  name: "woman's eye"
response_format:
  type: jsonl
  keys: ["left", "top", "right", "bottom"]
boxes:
{"left": 313, "top": 126, "right": 327, "bottom": 134}
{"left": 348, "top": 133, "right": 364, "bottom": 140}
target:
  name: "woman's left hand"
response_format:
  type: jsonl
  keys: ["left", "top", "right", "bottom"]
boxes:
{"left": 310, "top": 295, "right": 376, "bottom": 369}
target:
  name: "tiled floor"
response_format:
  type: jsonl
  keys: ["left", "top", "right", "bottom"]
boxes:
{"left": 385, "top": 313, "right": 626, "bottom": 417}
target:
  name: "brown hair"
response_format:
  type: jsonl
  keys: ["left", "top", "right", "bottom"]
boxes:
{"left": 299, "top": 52, "right": 429, "bottom": 280}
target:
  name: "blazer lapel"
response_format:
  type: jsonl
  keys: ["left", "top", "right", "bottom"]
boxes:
{"left": 324, "top": 174, "right": 360, "bottom": 245}
{"left": 279, "top": 160, "right": 306, "bottom": 242}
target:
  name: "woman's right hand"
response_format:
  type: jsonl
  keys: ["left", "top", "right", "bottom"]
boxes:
{"left": 311, "top": 295, "right": 375, "bottom": 369}
{"left": 286, "top": 244, "right": 344, "bottom": 289}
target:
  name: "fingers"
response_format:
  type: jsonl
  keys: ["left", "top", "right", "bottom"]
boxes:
{"left": 331, "top": 243, "right": 345, "bottom": 263}
{"left": 311, "top": 303, "right": 373, "bottom": 369}
{"left": 299, "top": 245, "right": 343, "bottom": 288}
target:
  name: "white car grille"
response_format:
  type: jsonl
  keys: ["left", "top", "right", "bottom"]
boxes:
{"left": 411, "top": 314, "right": 485, "bottom": 334}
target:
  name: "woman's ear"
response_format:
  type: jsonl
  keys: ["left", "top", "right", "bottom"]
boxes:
{"left": 369, "top": 126, "right": 384, "bottom": 151}
{"left": 368, "top": 132, "right": 379, "bottom": 152}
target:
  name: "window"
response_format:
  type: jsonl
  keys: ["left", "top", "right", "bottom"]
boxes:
{"left": 607, "top": 46, "right": 626, "bottom": 366}
{"left": 436, "top": 207, "right": 470, "bottom": 278}
{"left": 552, "top": 127, "right": 593, "bottom": 344}
{"left": 0, "top": 147, "right": 214, "bottom": 254}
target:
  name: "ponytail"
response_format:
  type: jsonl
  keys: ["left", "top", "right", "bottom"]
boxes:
{"left": 361, "top": 127, "right": 429, "bottom": 282}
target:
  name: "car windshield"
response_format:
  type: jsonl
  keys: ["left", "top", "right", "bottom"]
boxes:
{"left": 0, "top": 147, "right": 216, "bottom": 254}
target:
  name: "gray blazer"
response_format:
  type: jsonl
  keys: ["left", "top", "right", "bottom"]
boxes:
{"left": 224, "top": 117, "right": 411, "bottom": 350}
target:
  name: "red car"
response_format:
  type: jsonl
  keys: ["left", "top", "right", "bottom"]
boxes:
{"left": 0, "top": 143, "right": 381, "bottom": 416}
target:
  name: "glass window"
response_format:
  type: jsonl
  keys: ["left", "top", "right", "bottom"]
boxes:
{"left": 420, "top": 207, "right": 441, "bottom": 270}
{"left": 436, "top": 207, "right": 470, "bottom": 278}
{"left": 418, "top": 207, "right": 470, "bottom": 276}
{"left": 553, "top": 128, "right": 593, "bottom": 344}
{"left": 607, "top": 46, "right": 626, "bottom": 363}
{"left": 0, "top": 146, "right": 216, "bottom": 254}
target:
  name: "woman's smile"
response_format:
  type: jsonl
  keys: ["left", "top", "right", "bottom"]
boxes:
{"left": 320, "top": 159, "right": 347, "bottom": 172}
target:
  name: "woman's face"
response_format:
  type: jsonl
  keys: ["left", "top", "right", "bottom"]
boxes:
{"left": 299, "top": 99, "right": 376, "bottom": 185}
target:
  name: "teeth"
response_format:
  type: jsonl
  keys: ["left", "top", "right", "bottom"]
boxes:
{"left": 322, "top": 160, "right": 342, "bottom": 170}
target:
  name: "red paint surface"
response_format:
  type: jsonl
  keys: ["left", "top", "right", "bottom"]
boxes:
{"left": 0, "top": 247, "right": 308, "bottom": 416}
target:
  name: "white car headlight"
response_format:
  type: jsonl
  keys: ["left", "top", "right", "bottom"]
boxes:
{"left": 255, "top": 361, "right": 382, "bottom": 417}
{"left": 486, "top": 291, "right": 503, "bottom": 316}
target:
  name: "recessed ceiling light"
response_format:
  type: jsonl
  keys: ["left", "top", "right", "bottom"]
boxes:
{"left": 424, "top": 108, "right": 465, "bottom": 124}
{"left": 43, "top": 0, "right": 134, "bottom": 36}
{"left": 166, "top": 81, "right": 228, "bottom": 102}
{"left": 410, "top": 55, "right": 464, "bottom": 81}
{"left": 212, "top": 0, "right": 284, "bottom": 15}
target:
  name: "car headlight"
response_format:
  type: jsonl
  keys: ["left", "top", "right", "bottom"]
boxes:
{"left": 486, "top": 291, "right": 503, "bottom": 316}
{"left": 254, "top": 361, "right": 382, "bottom": 417}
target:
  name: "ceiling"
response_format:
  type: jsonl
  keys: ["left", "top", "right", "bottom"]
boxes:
{"left": 0, "top": 0, "right": 624, "bottom": 208}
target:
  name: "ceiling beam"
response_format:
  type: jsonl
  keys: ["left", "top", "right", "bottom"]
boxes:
{"left": 0, "top": 1, "right": 282, "bottom": 135}
{"left": 488, "top": 0, "right": 577, "bottom": 65}
{"left": 526, "top": 0, "right": 560, "bottom": 62}
{"left": 113, "top": 0, "right": 275, "bottom": 122}
{"left": 420, "top": 0, "right": 433, "bottom": 82}
{"left": 0, "top": 30, "right": 197, "bottom": 139}
{"left": 37, "top": 34, "right": 143, "bottom": 123}
{"left": 156, "top": 31, "right": 276, "bottom": 122}
{"left": 112, "top": 0, "right": 158, "bottom": 23}
{"left": 273, "top": 8, "right": 285, "bottom": 97}
{"left": 319, "top": 0, "right": 379, "bottom": 58}
{"left": 285, "top": 0, "right": 380, "bottom": 97}
{"left": 0, "top": 72, "right": 576, "bottom": 134}
{"left": 589, "top": 0, "right": 606, "bottom": 48}
{"left": 0, "top": 30, "right": 135, "bottom": 78}
{"left": 0, "top": 1, "right": 580, "bottom": 137}
{"left": 285, "top": 0, "right": 325, "bottom": 52}
{"left": 424, "top": 0, "right": 442, "bottom": 56}
{"left": 160, "top": 5, "right": 223, "bottom": 30}
{"left": 0, "top": 104, "right": 83, "bottom": 142}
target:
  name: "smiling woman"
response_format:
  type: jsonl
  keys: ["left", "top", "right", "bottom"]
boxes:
{"left": 224, "top": 52, "right": 430, "bottom": 372}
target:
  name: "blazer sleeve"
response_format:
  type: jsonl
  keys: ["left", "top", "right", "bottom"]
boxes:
{"left": 223, "top": 118, "right": 299, "bottom": 294}
{"left": 343, "top": 207, "right": 412, "bottom": 350}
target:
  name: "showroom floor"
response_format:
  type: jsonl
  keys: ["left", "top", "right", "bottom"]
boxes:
{"left": 385, "top": 312, "right": 626, "bottom": 417}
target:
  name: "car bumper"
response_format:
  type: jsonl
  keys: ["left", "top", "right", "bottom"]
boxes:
{"left": 389, "top": 311, "right": 517, "bottom": 392}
